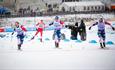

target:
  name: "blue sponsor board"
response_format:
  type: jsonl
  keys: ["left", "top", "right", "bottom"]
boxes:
{"left": 4, "top": 28, "right": 14, "bottom": 32}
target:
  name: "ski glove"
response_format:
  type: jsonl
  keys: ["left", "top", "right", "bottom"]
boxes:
{"left": 112, "top": 27, "right": 115, "bottom": 31}
{"left": 11, "top": 32, "right": 14, "bottom": 35}
{"left": 89, "top": 27, "right": 91, "bottom": 30}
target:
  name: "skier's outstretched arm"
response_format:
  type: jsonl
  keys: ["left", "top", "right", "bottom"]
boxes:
{"left": 60, "top": 21, "right": 64, "bottom": 27}
{"left": 21, "top": 25, "right": 27, "bottom": 37}
{"left": 105, "top": 21, "right": 115, "bottom": 30}
{"left": 49, "top": 22, "right": 53, "bottom": 26}
{"left": 21, "top": 25, "right": 27, "bottom": 32}
{"left": 11, "top": 28, "right": 15, "bottom": 35}
{"left": 89, "top": 22, "right": 98, "bottom": 30}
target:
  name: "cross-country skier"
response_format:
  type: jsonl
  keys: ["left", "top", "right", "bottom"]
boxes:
{"left": 49, "top": 16, "right": 64, "bottom": 48}
{"left": 89, "top": 18, "right": 115, "bottom": 48}
{"left": 12, "top": 22, "right": 27, "bottom": 50}
{"left": 31, "top": 20, "right": 45, "bottom": 42}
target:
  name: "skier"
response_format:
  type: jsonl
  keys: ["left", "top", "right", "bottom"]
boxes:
{"left": 12, "top": 22, "right": 27, "bottom": 50}
{"left": 31, "top": 20, "right": 45, "bottom": 42}
{"left": 49, "top": 16, "right": 64, "bottom": 48}
{"left": 89, "top": 18, "right": 115, "bottom": 48}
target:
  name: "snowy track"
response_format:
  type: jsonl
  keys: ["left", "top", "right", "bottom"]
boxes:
{"left": 0, "top": 23, "right": 115, "bottom": 70}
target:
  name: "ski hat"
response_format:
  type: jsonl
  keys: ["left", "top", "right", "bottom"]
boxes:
{"left": 40, "top": 19, "right": 43, "bottom": 22}
{"left": 15, "top": 21, "right": 20, "bottom": 25}
{"left": 99, "top": 18, "right": 103, "bottom": 22}
{"left": 55, "top": 16, "right": 59, "bottom": 20}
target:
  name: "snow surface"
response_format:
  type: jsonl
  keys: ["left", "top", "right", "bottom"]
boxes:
{"left": 0, "top": 21, "right": 115, "bottom": 70}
